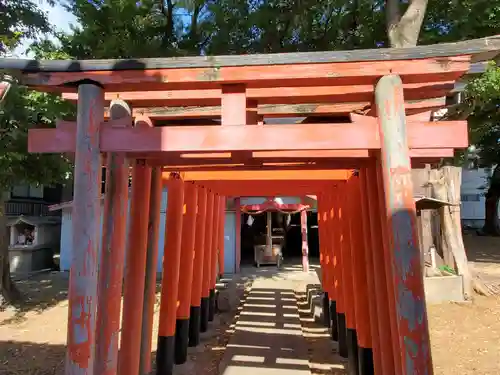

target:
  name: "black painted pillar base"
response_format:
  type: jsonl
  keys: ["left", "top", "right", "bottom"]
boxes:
{"left": 208, "top": 289, "right": 216, "bottom": 321}
{"left": 200, "top": 297, "right": 209, "bottom": 332}
{"left": 346, "top": 328, "right": 359, "bottom": 375}
{"left": 329, "top": 300, "right": 339, "bottom": 341}
{"left": 188, "top": 306, "right": 201, "bottom": 347}
{"left": 322, "top": 292, "right": 331, "bottom": 327}
{"left": 156, "top": 335, "right": 175, "bottom": 375}
{"left": 358, "top": 346, "right": 375, "bottom": 375}
{"left": 174, "top": 318, "right": 190, "bottom": 365}
{"left": 337, "top": 313, "right": 348, "bottom": 358}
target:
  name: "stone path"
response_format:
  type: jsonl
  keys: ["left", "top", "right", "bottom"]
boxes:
{"left": 218, "top": 274, "right": 312, "bottom": 375}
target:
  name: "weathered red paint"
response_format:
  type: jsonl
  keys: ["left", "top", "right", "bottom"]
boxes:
{"left": 23, "top": 55, "right": 469, "bottom": 91}
{"left": 94, "top": 99, "right": 131, "bottom": 375}
{"left": 61, "top": 81, "right": 454, "bottom": 108}
{"left": 66, "top": 83, "right": 104, "bottom": 374}
{"left": 140, "top": 167, "right": 163, "bottom": 374}
{"left": 376, "top": 74, "right": 433, "bottom": 374}
{"left": 118, "top": 158, "right": 152, "bottom": 375}
{"left": 28, "top": 120, "right": 468, "bottom": 154}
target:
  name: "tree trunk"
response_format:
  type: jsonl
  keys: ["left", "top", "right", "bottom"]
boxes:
{"left": 386, "top": 0, "right": 429, "bottom": 48}
{"left": 482, "top": 164, "right": 500, "bottom": 236}
{"left": 429, "top": 167, "right": 473, "bottom": 299}
{"left": 0, "top": 194, "right": 20, "bottom": 306}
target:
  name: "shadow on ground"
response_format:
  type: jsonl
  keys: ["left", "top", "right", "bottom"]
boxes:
{"left": 464, "top": 233, "right": 500, "bottom": 264}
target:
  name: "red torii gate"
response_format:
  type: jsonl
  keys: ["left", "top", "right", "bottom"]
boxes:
{"left": 2, "top": 35, "right": 500, "bottom": 375}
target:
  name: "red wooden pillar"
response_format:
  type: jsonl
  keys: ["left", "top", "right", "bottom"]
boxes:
{"left": 119, "top": 120, "right": 153, "bottom": 375}
{"left": 325, "top": 190, "right": 338, "bottom": 341}
{"left": 317, "top": 193, "right": 331, "bottom": 327}
{"left": 156, "top": 175, "right": 184, "bottom": 375}
{"left": 342, "top": 179, "right": 360, "bottom": 374}
{"left": 66, "top": 83, "right": 104, "bottom": 375}
{"left": 375, "top": 74, "right": 433, "bottom": 374}
{"left": 208, "top": 195, "right": 220, "bottom": 321}
{"left": 359, "top": 167, "right": 383, "bottom": 375}
{"left": 349, "top": 175, "right": 374, "bottom": 375}
{"left": 175, "top": 182, "right": 198, "bottom": 364}
{"left": 139, "top": 167, "right": 163, "bottom": 375}
{"left": 189, "top": 185, "right": 207, "bottom": 347}
{"left": 218, "top": 196, "right": 226, "bottom": 278}
{"left": 332, "top": 190, "right": 348, "bottom": 358}
{"left": 200, "top": 191, "right": 214, "bottom": 332}
{"left": 94, "top": 99, "right": 131, "bottom": 375}
{"left": 376, "top": 158, "right": 404, "bottom": 375}
{"left": 300, "top": 209, "right": 309, "bottom": 272}
{"left": 366, "top": 162, "right": 396, "bottom": 375}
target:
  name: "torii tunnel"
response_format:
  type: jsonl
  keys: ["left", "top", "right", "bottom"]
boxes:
{"left": 2, "top": 34, "right": 500, "bottom": 375}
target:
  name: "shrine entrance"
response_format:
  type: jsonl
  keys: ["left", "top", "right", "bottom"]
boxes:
{"left": 3, "top": 35, "right": 500, "bottom": 375}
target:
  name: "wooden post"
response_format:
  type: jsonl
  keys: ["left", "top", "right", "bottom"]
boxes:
{"left": 350, "top": 175, "right": 374, "bottom": 375}
{"left": 301, "top": 209, "right": 309, "bottom": 272}
{"left": 375, "top": 74, "right": 433, "bottom": 374}
{"left": 342, "top": 179, "right": 359, "bottom": 374}
{"left": 119, "top": 124, "right": 152, "bottom": 375}
{"left": 332, "top": 190, "right": 348, "bottom": 358}
{"left": 218, "top": 196, "right": 226, "bottom": 278}
{"left": 266, "top": 210, "right": 272, "bottom": 255}
{"left": 200, "top": 191, "right": 214, "bottom": 332}
{"left": 66, "top": 82, "right": 104, "bottom": 375}
{"left": 189, "top": 186, "right": 207, "bottom": 347}
{"left": 317, "top": 194, "right": 331, "bottom": 328}
{"left": 235, "top": 197, "right": 242, "bottom": 273}
{"left": 139, "top": 167, "right": 163, "bottom": 375}
{"left": 157, "top": 175, "right": 185, "bottom": 375}
{"left": 325, "top": 190, "right": 338, "bottom": 341}
{"left": 366, "top": 162, "right": 396, "bottom": 374}
{"left": 175, "top": 182, "right": 198, "bottom": 364}
{"left": 208, "top": 195, "right": 220, "bottom": 322}
{"left": 94, "top": 99, "right": 131, "bottom": 375}
{"left": 359, "top": 167, "right": 382, "bottom": 375}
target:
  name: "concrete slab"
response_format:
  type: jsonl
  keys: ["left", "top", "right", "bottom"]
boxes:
{"left": 218, "top": 277, "right": 312, "bottom": 375}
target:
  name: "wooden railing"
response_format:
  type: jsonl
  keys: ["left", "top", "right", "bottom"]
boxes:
{"left": 4, "top": 200, "right": 55, "bottom": 217}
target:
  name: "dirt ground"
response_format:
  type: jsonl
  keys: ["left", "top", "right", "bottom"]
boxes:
{"left": 0, "top": 233, "right": 499, "bottom": 374}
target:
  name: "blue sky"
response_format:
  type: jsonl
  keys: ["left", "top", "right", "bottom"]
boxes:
{"left": 15, "top": 1, "right": 77, "bottom": 57}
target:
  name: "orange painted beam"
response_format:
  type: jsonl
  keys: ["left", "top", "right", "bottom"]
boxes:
{"left": 155, "top": 161, "right": 362, "bottom": 171}
{"left": 177, "top": 170, "right": 353, "bottom": 181}
{"left": 28, "top": 121, "right": 468, "bottom": 154}
{"left": 61, "top": 81, "right": 453, "bottom": 107}
{"left": 24, "top": 56, "right": 469, "bottom": 91}
{"left": 106, "top": 98, "right": 445, "bottom": 120}
{"left": 190, "top": 180, "right": 338, "bottom": 196}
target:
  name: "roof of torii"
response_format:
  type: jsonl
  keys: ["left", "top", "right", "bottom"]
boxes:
{"left": 5, "top": 35, "right": 500, "bottom": 175}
